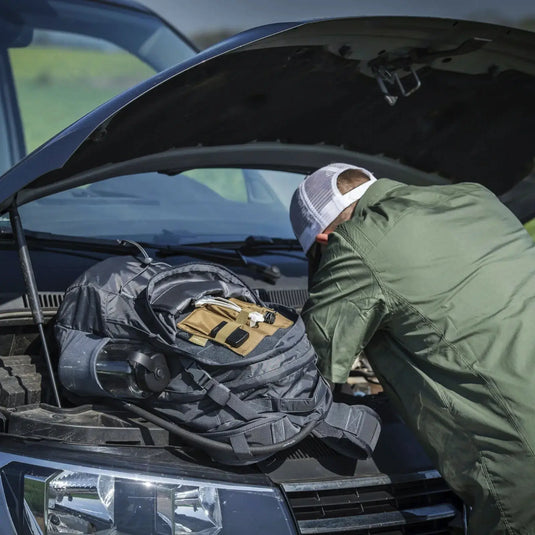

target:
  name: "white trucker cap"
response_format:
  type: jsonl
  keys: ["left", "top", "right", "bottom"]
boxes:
{"left": 290, "top": 163, "right": 376, "bottom": 253}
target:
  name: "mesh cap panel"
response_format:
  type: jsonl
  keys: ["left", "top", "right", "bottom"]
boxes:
{"left": 290, "top": 163, "right": 376, "bottom": 253}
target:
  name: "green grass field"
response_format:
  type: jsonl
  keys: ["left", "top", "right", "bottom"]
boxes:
{"left": 9, "top": 46, "right": 153, "bottom": 153}
{"left": 524, "top": 218, "right": 535, "bottom": 239}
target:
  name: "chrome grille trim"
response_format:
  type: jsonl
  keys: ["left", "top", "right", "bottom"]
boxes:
{"left": 281, "top": 469, "right": 442, "bottom": 493}
{"left": 298, "top": 503, "right": 457, "bottom": 534}
{"left": 282, "top": 470, "right": 461, "bottom": 535}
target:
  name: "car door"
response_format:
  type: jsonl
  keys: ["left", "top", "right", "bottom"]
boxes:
{"left": 0, "top": 32, "right": 27, "bottom": 174}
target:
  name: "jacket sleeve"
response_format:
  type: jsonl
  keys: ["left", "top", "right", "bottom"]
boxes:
{"left": 302, "top": 230, "right": 388, "bottom": 383}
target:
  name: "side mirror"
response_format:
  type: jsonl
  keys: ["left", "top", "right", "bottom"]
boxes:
{"left": 0, "top": 10, "right": 33, "bottom": 48}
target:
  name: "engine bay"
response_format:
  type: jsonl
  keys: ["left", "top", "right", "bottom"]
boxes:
{"left": 0, "top": 307, "right": 399, "bottom": 480}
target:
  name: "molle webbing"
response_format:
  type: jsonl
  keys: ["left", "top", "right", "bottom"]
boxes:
{"left": 177, "top": 297, "right": 293, "bottom": 355}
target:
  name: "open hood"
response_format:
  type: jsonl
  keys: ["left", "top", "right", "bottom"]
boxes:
{"left": 2, "top": 16, "right": 535, "bottom": 213}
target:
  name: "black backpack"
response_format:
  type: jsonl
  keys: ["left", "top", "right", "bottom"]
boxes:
{"left": 55, "top": 254, "right": 381, "bottom": 465}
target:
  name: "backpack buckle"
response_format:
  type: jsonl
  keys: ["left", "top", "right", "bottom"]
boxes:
{"left": 182, "top": 361, "right": 214, "bottom": 390}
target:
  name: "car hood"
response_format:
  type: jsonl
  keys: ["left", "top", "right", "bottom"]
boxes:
{"left": 2, "top": 16, "right": 535, "bottom": 214}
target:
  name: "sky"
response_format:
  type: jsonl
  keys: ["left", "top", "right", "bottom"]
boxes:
{"left": 138, "top": 0, "right": 535, "bottom": 45}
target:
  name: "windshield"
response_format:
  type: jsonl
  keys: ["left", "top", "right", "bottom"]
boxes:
{"left": 15, "top": 168, "right": 305, "bottom": 245}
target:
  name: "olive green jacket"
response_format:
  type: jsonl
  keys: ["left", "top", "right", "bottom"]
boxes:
{"left": 302, "top": 178, "right": 535, "bottom": 534}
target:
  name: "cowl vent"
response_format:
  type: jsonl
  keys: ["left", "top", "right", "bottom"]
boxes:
{"left": 261, "top": 288, "right": 309, "bottom": 310}
{"left": 22, "top": 292, "right": 64, "bottom": 309}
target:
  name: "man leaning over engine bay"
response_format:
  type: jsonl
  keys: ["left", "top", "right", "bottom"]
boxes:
{"left": 290, "top": 162, "right": 535, "bottom": 535}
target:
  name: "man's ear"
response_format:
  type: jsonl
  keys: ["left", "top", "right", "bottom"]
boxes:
{"left": 315, "top": 233, "right": 329, "bottom": 245}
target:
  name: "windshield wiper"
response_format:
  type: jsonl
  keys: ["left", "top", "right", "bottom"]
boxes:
{"left": 0, "top": 229, "right": 132, "bottom": 255}
{"left": 155, "top": 235, "right": 308, "bottom": 281}
{"left": 188, "top": 235, "right": 302, "bottom": 253}
{"left": 153, "top": 241, "right": 282, "bottom": 282}
{"left": 0, "top": 231, "right": 282, "bottom": 283}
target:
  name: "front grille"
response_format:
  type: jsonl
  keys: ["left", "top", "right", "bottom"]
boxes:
{"left": 282, "top": 470, "right": 461, "bottom": 535}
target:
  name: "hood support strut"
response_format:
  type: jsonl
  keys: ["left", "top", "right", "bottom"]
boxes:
{"left": 9, "top": 204, "right": 61, "bottom": 407}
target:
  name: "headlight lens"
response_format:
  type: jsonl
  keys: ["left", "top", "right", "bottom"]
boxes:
{"left": 2, "top": 459, "right": 295, "bottom": 535}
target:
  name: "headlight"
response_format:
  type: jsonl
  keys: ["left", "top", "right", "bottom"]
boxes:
{"left": 1, "top": 456, "right": 296, "bottom": 535}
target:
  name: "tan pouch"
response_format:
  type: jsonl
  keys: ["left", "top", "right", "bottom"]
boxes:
{"left": 177, "top": 298, "right": 292, "bottom": 356}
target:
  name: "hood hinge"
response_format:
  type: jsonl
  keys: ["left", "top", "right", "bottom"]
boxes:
{"left": 369, "top": 37, "right": 492, "bottom": 105}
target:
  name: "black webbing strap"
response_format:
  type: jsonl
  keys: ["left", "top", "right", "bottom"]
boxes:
{"left": 357, "top": 408, "right": 382, "bottom": 453}
{"left": 250, "top": 376, "right": 328, "bottom": 414}
{"left": 313, "top": 403, "right": 381, "bottom": 457}
{"left": 229, "top": 433, "right": 252, "bottom": 461}
{"left": 182, "top": 360, "right": 258, "bottom": 421}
